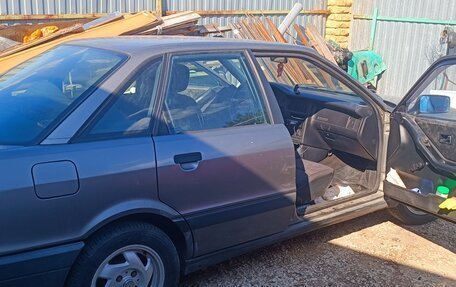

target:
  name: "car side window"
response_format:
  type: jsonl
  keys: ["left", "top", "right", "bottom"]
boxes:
{"left": 85, "top": 59, "right": 162, "bottom": 138}
{"left": 162, "top": 52, "right": 268, "bottom": 134}
{"left": 183, "top": 63, "right": 221, "bottom": 101}
{"left": 257, "top": 56, "right": 357, "bottom": 96}
{"left": 407, "top": 65, "right": 456, "bottom": 119}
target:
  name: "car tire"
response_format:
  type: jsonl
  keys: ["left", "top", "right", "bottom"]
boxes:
{"left": 388, "top": 203, "right": 437, "bottom": 225}
{"left": 66, "top": 222, "right": 180, "bottom": 287}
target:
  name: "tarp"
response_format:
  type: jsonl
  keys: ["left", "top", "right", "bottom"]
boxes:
{"left": 347, "top": 51, "right": 387, "bottom": 86}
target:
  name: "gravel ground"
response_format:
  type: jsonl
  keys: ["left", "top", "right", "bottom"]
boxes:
{"left": 181, "top": 210, "right": 456, "bottom": 287}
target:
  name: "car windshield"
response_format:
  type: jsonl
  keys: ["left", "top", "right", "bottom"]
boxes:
{"left": 0, "top": 45, "right": 125, "bottom": 145}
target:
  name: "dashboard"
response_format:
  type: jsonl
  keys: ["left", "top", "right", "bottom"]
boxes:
{"left": 271, "top": 83, "right": 379, "bottom": 162}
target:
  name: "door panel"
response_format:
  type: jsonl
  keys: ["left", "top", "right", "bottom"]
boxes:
{"left": 385, "top": 57, "right": 456, "bottom": 222}
{"left": 416, "top": 117, "right": 456, "bottom": 162}
{"left": 155, "top": 125, "right": 295, "bottom": 256}
{"left": 385, "top": 114, "right": 456, "bottom": 222}
{"left": 154, "top": 51, "right": 296, "bottom": 256}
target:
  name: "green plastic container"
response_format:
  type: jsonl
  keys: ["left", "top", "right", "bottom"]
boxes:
{"left": 436, "top": 186, "right": 450, "bottom": 198}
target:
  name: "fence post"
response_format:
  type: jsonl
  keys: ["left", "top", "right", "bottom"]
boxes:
{"left": 369, "top": 7, "right": 378, "bottom": 50}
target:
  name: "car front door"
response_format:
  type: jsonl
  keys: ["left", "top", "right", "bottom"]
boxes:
{"left": 153, "top": 51, "right": 296, "bottom": 256}
{"left": 385, "top": 56, "right": 456, "bottom": 223}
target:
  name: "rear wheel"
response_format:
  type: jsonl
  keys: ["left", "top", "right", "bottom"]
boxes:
{"left": 66, "top": 222, "right": 180, "bottom": 287}
{"left": 389, "top": 202, "right": 437, "bottom": 225}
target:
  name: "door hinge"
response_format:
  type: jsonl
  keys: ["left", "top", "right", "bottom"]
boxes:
{"left": 382, "top": 112, "right": 390, "bottom": 132}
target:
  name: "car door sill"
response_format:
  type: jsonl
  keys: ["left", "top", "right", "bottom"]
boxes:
{"left": 299, "top": 186, "right": 380, "bottom": 216}
{"left": 184, "top": 192, "right": 386, "bottom": 274}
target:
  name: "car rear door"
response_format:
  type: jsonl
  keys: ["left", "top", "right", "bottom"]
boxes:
{"left": 385, "top": 56, "right": 456, "bottom": 223}
{"left": 153, "top": 51, "right": 296, "bottom": 256}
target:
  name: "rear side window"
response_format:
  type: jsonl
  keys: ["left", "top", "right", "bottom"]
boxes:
{"left": 0, "top": 45, "right": 124, "bottom": 145}
{"left": 162, "top": 52, "right": 268, "bottom": 134}
{"left": 83, "top": 59, "right": 163, "bottom": 138}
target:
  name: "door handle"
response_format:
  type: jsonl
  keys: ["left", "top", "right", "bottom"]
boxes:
{"left": 439, "top": 134, "right": 453, "bottom": 145}
{"left": 174, "top": 152, "right": 202, "bottom": 171}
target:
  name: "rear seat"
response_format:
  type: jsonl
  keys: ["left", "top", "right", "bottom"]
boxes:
{"left": 296, "top": 157, "right": 334, "bottom": 205}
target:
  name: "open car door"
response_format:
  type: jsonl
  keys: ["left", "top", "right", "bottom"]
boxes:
{"left": 385, "top": 55, "right": 456, "bottom": 223}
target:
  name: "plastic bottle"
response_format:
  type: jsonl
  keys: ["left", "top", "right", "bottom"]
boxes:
{"left": 436, "top": 186, "right": 450, "bottom": 199}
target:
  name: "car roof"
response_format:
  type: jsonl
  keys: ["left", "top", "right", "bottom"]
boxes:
{"left": 66, "top": 35, "right": 316, "bottom": 57}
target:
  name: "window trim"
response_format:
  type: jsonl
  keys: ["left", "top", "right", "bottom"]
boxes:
{"left": 154, "top": 50, "right": 272, "bottom": 136}
{"left": 71, "top": 55, "right": 164, "bottom": 143}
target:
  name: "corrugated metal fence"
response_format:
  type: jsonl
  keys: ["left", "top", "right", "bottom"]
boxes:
{"left": 0, "top": 1, "right": 156, "bottom": 14}
{"left": 350, "top": 0, "right": 456, "bottom": 103}
{"left": 164, "top": 0, "right": 328, "bottom": 36}
{"left": 0, "top": 0, "right": 328, "bottom": 35}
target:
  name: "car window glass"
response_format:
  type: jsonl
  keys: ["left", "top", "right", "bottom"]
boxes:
{"left": 407, "top": 65, "right": 456, "bottom": 120}
{"left": 0, "top": 45, "right": 124, "bottom": 145}
{"left": 257, "top": 56, "right": 358, "bottom": 97}
{"left": 86, "top": 59, "right": 162, "bottom": 137}
{"left": 182, "top": 62, "right": 221, "bottom": 101}
{"left": 162, "top": 53, "right": 268, "bottom": 134}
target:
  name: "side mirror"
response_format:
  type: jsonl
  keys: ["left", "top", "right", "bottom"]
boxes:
{"left": 419, "top": 95, "right": 451, "bottom": 114}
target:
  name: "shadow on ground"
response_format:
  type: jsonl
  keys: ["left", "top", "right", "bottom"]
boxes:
{"left": 181, "top": 210, "right": 456, "bottom": 287}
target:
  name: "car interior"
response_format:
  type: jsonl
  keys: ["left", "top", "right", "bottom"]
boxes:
{"left": 258, "top": 56, "right": 381, "bottom": 212}
{"left": 270, "top": 82, "right": 379, "bottom": 209}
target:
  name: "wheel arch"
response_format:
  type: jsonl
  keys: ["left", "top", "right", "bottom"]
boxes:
{"left": 81, "top": 200, "right": 194, "bottom": 261}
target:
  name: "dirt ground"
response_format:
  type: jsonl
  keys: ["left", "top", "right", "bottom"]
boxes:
{"left": 181, "top": 210, "right": 456, "bottom": 287}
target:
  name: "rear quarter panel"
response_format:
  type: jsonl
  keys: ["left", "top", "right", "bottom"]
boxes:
{"left": 0, "top": 137, "right": 180, "bottom": 256}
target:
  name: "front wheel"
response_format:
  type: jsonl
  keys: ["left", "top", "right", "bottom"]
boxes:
{"left": 388, "top": 202, "right": 437, "bottom": 225}
{"left": 66, "top": 222, "right": 180, "bottom": 287}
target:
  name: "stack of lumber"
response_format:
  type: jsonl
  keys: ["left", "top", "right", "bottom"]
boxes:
{"left": 138, "top": 11, "right": 200, "bottom": 35}
{"left": 138, "top": 11, "right": 229, "bottom": 36}
{"left": 0, "top": 11, "right": 228, "bottom": 73}
{"left": 294, "top": 23, "right": 338, "bottom": 65}
{"left": 230, "top": 15, "right": 337, "bottom": 88}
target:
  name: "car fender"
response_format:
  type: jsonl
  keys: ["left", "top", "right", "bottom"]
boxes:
{"left": 81, "top": 199, "right": 194, "bottom": 257}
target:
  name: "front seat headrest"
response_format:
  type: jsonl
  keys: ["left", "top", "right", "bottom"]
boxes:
{"left": 169, "top": 63, "right": 190, "bottom": 93}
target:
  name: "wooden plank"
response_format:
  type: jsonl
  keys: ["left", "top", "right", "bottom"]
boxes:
{"left": 248, "top": 18, "right": 289, "bottom": 83}
{"left": 0, "top": 19, "right": 88, "bottom": 43}
{"left": 266, "top": 18, "right": 317, "bottom": 84}
{"left": 138, "top": 12, "right": 200, "bottom": 35}
{"left": 165, "top": 10, "right": 330, "bottom": 16}
{"left": 251, "top": 17, "right": 301, "bottom": 84}
{"left": 0, "top": 12, "right": 160, "bottom": 73}
{"left": 0, "top": 24, "right": 85, "bottom": 58}
{"left": 197, "top": 24, "right": 231, "bottom": 35}
{"left": 82, "top": 12, "right": 123, "bottom": 30}
{"left": 293, "top": 24, "right": 309, "bottom": 46}
{"left": 267, "top": 19, "right": 329, "bottom": 88}
{"left": 305, "top": 24, "right": 338, "bottom": 65}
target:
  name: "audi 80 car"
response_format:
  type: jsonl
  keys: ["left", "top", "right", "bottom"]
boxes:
{"left": 0, "top": 37, "right": 455, "bottom": 287}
